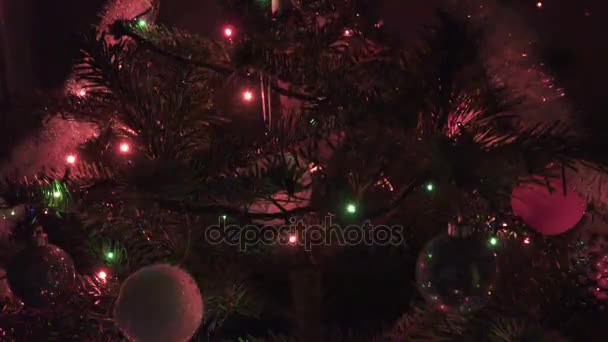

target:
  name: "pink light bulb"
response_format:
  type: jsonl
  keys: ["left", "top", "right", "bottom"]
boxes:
{"left": 66, "top": 155, "right": 76, "bottom": 164}
{"left": 288, "top": 234, "right": 297, "bottom": 244}
{"left": 119, "top": 142, "right": 130, "bottom": 153}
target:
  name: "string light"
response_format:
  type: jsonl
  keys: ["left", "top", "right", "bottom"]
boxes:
{"left": 119, "top": 142, "right": 130, "bottom": 153}
{"left": 346, "top": 203, "right": 357, "bottom": 214}
{"left": 66, "top": 154, "right": 76, "bottom": 164}
{"left": 288, "top": 234, "right": 297, "bottom": 244}
{"left": 536, "top": 2, "right": 543, "bottom": 8}
{"left": 344, "top": 29, "right": 353, "bottom": 37}
{"left": 136, "top": 19, "right": 147, "bottom": 29}
{"left": 523, "top": 237, "right": 531, "bottom": 244}
{"left": 489, "top": 237, "right": 498, "bottom": 246}
{"left": 425, "top": 182, "right": 435, "bottom": 192}
{"left": 53, "top": 191, "right": 62, "bottom": 199}
{"left": 77, "top": 89, "right": 86, "bottom": 97}
{"left": 105, "top": 251, "right": 115, "bottom": 261}
{"left": 242, "top": 90, "right": 254, "bottom": 102}
{"left": 97, "top": 270, "right": 108, "bottom": 281}
{"left": 223, "top": 26, "right": 234, "bottom": 38}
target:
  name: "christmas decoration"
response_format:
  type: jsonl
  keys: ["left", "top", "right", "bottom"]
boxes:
{"left": 136, "top": 19, "right": 148, "bottom": 29}
{"left": 242, "top": 90, "right": 254, "bottom": 102}
{"left": 119, "top": 142, "right": 130, "bottom": 153}
{"left": 223, "top": 26, "right": 234, "bottom": 38}
{"left": 113, "top": 264, "right": 203, "bottom": 342}
{"left": 96, "top": 269, "right": 108, "bottom": 282}
{"left": 7, "top": 228, "right": 76, "bottom": 309}
{"left": 416, "top": 225, "right": 497, "bottom": 313}
{"left": 511, "top": 178, "right": 586, "bottom": 236}
{"left": 2, "top": 0, "right": 608, "bottom": 340}
{"left": 41, "top": 180, "right": 70, "bottom": 211}
{"left": 345, "top": 203, "right": 357, "bottom": 215}
{"left": 66, "top": 154, "right": 77, "bottom": 165}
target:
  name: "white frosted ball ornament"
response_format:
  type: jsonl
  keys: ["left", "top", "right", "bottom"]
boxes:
{"left": 511, "top": 178, "right": 586, "bottom": 236}
{"left": 113, "top": 264, "right": 203, "bottom": 342}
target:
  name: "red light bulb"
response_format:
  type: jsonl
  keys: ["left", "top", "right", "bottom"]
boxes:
{"left": 224, "top": 27, "right": 233, "bottom": 38}
{"left": 119, "top": 142, "right": 130, "bottom": 153}
{"left": 242, "top": 90, "right": 254, "bottom": 102}
{"left": 97, "top": 270, "right": 108, "bottom": 281}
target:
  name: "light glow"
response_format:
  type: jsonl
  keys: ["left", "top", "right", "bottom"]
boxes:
{"left": 224, "top": 27, "right": 233, "bottom": 38}
{"left": 97, "top": 270, "right": 108, "bottom": 281}
{"left": 242, "top": 90, "right": 254, "bottom": 102}
{"left": 346, "top": 203, "right": 357, "bottom": 214}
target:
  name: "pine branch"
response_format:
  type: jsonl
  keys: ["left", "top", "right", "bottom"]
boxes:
{"left": 109, "top": 21, "right": 319, "bottom": 102}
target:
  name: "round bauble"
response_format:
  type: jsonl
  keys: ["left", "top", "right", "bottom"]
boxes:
{"left": 113, "top": 264, "right": 203, "bottom": 342}
{"left": 511, "top": 178, "right": 585, "bottom": 236}
{"left": 7, "top": 244, "right": 76, "bottom": 308}
{"left": 416, "top": 233, "right": 497, "bottom": 313}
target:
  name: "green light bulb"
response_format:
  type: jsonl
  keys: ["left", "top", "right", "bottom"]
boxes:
{"left": 426, "top": 183, "right": 434, "bottom": 192}
{"left": 489, "top": 237, "right": 498, "bottom": 246}
{"left": 137, "top": 19, "right": 147, "bottom": 29}
{"left": 106, "top": 252, "right": 115, "bottom": 260}
{"left": 53, "top": 191, "right": 62, "bottom": 198}
{"left": 346, "top": 203, "right": 357, "bottom": 214}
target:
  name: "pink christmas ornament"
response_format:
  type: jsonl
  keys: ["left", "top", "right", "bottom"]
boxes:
{"left": 511, "top": 178, "right": 586, "bottom": 236}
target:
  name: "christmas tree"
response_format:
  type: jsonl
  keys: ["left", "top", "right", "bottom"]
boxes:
{"left": 2, "top": 0, "right": 608, "bottom": 340}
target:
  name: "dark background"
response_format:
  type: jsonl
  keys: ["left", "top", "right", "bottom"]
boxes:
{"left": 2, "top": 0, "right": 607, "bottom": 134}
